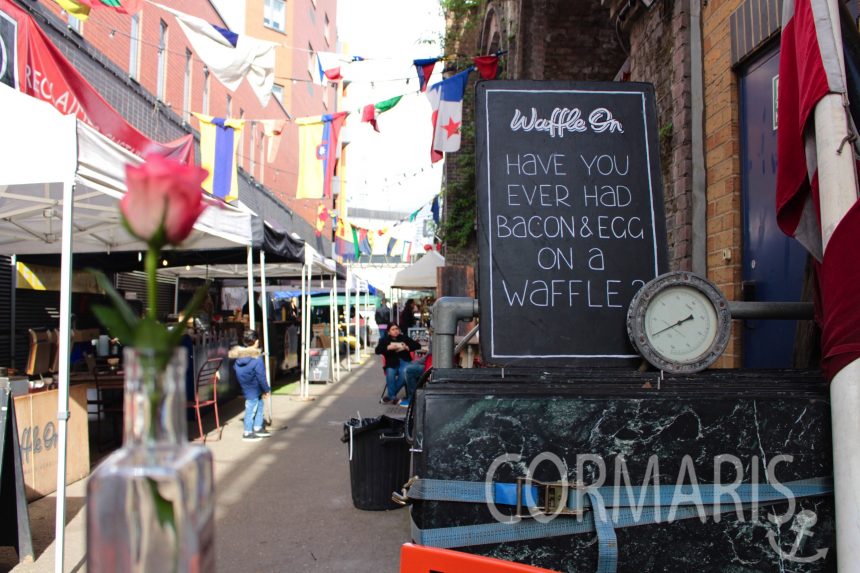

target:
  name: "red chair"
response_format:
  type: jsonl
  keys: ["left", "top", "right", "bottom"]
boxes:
{"left": 189, "top": 357, "right": 224, "bottom": 442}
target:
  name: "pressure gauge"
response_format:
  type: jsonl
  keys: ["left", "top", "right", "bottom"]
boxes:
{"left": 627, "top": 271, "right": 732, "bottom": 374}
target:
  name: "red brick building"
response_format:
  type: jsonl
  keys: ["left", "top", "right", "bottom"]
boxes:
{"left": 32, "top": 0, "right": 337, "bottom": 244}
{"left": 445, "top": 0, "right": 831, "bottom": 368}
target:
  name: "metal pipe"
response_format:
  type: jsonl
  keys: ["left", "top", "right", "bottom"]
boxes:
{"left": 690, "top": 0, "right": 707, "bottom": 274}
{"left": 246, "top": 245, "right": 255, "bottom": 330}
{"left": 728, "top": 301, "right": 813, "bottom": 320}
{"left": 431, "top": 297, "right": 479, "bottom": 369}
{"left": 453, "top": 323, "right": 480, "bottom": 355}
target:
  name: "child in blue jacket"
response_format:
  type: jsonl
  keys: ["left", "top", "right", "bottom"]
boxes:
{"left": 229, "top": 329, "right": 271, "bottom": 441}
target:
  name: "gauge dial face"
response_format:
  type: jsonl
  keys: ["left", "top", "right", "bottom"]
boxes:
{"left": 627, "top": 271, "right": 731, "bottom": 374}
{"left": 644, "top": 285, "right": 718, "bottom": 363}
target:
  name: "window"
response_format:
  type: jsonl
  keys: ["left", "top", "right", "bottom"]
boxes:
{"left": 156, "top": 20, "right": 168, "bottom": 101}
{"left": 226, "top": 94, "right": 232, "bottom": 118}
{"left": 67, "top": 13, "right": 82, "bottom": 34}
{"left": 182, "top": 49, "right": 192, "bottom": 123}
{"left": 324, "top": 13, "right": 330, "bottom": 45}
{"left": 238, "top": 108, "right": 245, "bottom": 169}
{"left": 258, "top": 132, "right": 265, "bottom": 185}
{"left": 307, "top": 43, "right": 316, "bottom": 79}
{"left": 264, "top": 0, "right": 286, "bottom": 32}
{"left": 129, "top": 13, "right": 140, "bottom": 80}
{"left": 272, "top": 83, "right": 284, "bottom": 104}
{"left": 202, "top": 67, "right": 210, "bottom": 115}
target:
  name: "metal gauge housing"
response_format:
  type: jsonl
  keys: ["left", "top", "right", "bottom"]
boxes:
{"left": 627, "top": 271, "right": 732, "bottom": 374}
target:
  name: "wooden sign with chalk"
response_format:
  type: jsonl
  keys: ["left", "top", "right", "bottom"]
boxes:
{"left": 476, "top": 81, "right": 668, "bottom": 366}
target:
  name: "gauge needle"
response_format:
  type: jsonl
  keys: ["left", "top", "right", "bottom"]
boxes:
{"left": 651, "top": 313, "right": 694, "bottom": 336}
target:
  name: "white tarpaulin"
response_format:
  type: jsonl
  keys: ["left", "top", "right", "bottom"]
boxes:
{"left": 391, "top": 250, "right": 444, "bottom": 290}
{"left": 0, "top": 82, "right": 252, "bottom": 572}
{"left": 0, "top": 85, "right": 254, "bottom": 255}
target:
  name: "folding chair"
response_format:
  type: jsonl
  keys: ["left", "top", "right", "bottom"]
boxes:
{"left": 188, "top": 357, "right": 224, "bottom": 442}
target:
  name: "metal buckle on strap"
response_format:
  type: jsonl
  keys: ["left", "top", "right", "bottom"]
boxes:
{"left": 392, "top": 475, "right": 419, "bottom": 506}
{"left": 515, "top": 478, "right": 587, "bottom": 518}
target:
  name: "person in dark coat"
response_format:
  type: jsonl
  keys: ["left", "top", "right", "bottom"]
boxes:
{"left": 374, "top": 297, "right": 391, "bottom": 338}
{"left": 375, "top": 323, "right": 420, "bottom": 404}
{"left": 229, "top": 329, "right": 272, "bottom": 440}
{"left": 398, "top": 298, "right": 417, "bottom": 333}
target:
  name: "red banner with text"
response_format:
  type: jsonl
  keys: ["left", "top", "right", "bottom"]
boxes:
{"left": 0, "top": 0, "right": 193, "bottom": 162}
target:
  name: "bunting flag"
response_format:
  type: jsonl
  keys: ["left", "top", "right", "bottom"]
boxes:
{"left": 53, "top": 0, "right": 142, "bottom": 19}
{"left": 350, "top": 223, "right": 362, "bottom": 259}
{"left": 154, "top": 3, "right": 277, "bottom": 107}
{"left": 360, "top": 95, "right": 403, "bottom": 132}
{"left": 315, "top": 204, "right": 329, "bottom": 237}
{"left": 386, "top": 237, "right": 398, "bottom": 256}
{"left": 401, "top": 240, "right": 412, "bottom": 261}
{"left": 358, "top": 228, "right": 373, "bottom": 255}
{"left": 53, "top": 0, "right": 92, "bottom": 19}
{"left": 431, "top": 196, "right": 440, "bottom": 224}
{"left": 193, "top": 113, "right": 244, "bottom": 203}
{"left": 315, "top": 52, "right": 362, "bottom": 85}
{"left": 260, "top": 119, "right": 287, "bottom": 163}
{"left": 413, "top": 58, "right": 439, "bottom": 92}
{"left": 474, "top": 55, "right": 500, "bottom": 80}
{"left": 335, "top": 218, "right": 356, "bottom": 261}
{"left": 296, "top": 112, "right": 348, "bottom": 199}
{"left": 427, "top": 69, "right": 472, "bottom": 162}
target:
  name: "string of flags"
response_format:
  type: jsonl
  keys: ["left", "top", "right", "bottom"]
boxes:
{"left": 50, "top": 0, "right": 506, "bottom": 227}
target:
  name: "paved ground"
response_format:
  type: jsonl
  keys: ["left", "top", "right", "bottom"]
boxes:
{"left": 1, "top": 353, "right": 412, "bottom": 573}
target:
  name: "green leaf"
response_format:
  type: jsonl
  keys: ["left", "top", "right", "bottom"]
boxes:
{"left": 91, "top": 305, "right": 135, "bottom": 344}
{"left": 146, "top": 478, "right": 176, "bottom": 534}
{"left": 88, "top": 269, "right": 139, "bottom": 329}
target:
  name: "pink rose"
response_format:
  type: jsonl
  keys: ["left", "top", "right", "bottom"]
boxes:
{"left": 121, "top": 155, "right": 208, "bottom": 247}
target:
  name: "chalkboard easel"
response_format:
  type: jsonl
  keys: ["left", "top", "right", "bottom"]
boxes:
{"left": 0, "top": 385, "right": 34, "bottom": 563}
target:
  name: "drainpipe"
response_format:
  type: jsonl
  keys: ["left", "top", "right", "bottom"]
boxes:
{"left": 690, "top": 0, "right": 707, "bottom": 274}
{"left": 431, "top": 297, "right": 480, "bottom": 369}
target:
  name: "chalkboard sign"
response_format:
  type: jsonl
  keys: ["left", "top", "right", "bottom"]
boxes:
{"left": 476, "top": 81, "right": 668, "bottom": 366}
{"left": 308, "top": 348, "right": 331, "bottom": 383}
{"left": 0, "top": 385, "right": 34, "bottom": 563}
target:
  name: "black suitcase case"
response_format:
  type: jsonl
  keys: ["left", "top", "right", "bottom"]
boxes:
{"left": 409, "top": 368, "right": 835, "bottom": 572}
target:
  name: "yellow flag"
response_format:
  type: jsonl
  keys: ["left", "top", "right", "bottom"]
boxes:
{"left": 54, "top": 0, "right": 91, "bottom": 20}
{"left": 193, "top": 113, "right": 245, "bottom": 203}
{"left": 296, "top": 112, "right": 347, "bottom": 199}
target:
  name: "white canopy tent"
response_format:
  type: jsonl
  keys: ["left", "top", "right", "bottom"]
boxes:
{"left": 0, "top": 84, "right": 254, "bottom": 572}
{"left": 390, "top": 250, "right": 444, "bottom": 290}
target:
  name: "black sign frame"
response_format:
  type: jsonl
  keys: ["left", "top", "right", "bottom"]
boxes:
{"left": 476, "top": 80, "right": 668, "bottom": 366}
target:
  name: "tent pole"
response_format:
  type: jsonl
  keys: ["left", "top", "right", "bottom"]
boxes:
{"left": 328, "top": 274, "right": 335, "bottom": 383}
{"left": 54, "top": 180, "right": 74, "bottom": 573}
{"left": 300, "top": 262, "right": 307, "bottom": 398}
{"left": 259, "top": 250, "right": 272, "bottom": 416}
{"left": 10, "top": 254, "right": 16, "bottom": 370}
{"left": 305, "top": 263, "right": 313, "bottom": 398}
{"left": 345, "top": 267, "right": 351, "bottom": 372}
{"left": 364, "top": 288, "right": 369, "bottom": 355}
{"left": 173, "top": 276, "right": 180, "bottom": 315}
{"left": 815, "top": 34, "right": 860, "bottom": 572}
{"left": 246, "top": 245, "right": 255, "bottom": 330}
{"left": 353, "top": 276, "right": 360, "bottom": 362}
{"left": 333, "top": 272, "right": 340, "bottom": 382}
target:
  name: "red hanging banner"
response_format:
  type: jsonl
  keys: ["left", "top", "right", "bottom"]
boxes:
{"left": 0, "top": 0, "right": 193, "bottom": 162}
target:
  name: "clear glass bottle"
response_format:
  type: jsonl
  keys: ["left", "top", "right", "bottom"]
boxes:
{"left": 87, "top": 347, "right": 215, "bottom": 572}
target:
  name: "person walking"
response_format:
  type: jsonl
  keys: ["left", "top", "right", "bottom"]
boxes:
{"left": 375, "top": 323, "right": 420, "bottom": 405}
{"left": 229, "top": 329, "right": 272, "bottom": 441}
{"left": 399, "top": 298, "right": 417, "bottom": 333}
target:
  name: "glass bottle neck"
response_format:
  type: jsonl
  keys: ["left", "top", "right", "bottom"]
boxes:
{"left": 123, "top": 346, "right": 188, "bottom": 446}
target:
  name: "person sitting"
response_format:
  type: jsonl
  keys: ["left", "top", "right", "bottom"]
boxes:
{"left": 229, "top": 329, "right": 271, "bottom": 441}
{"left": 374, "top": 323, "right": 420, "bottom": 405}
